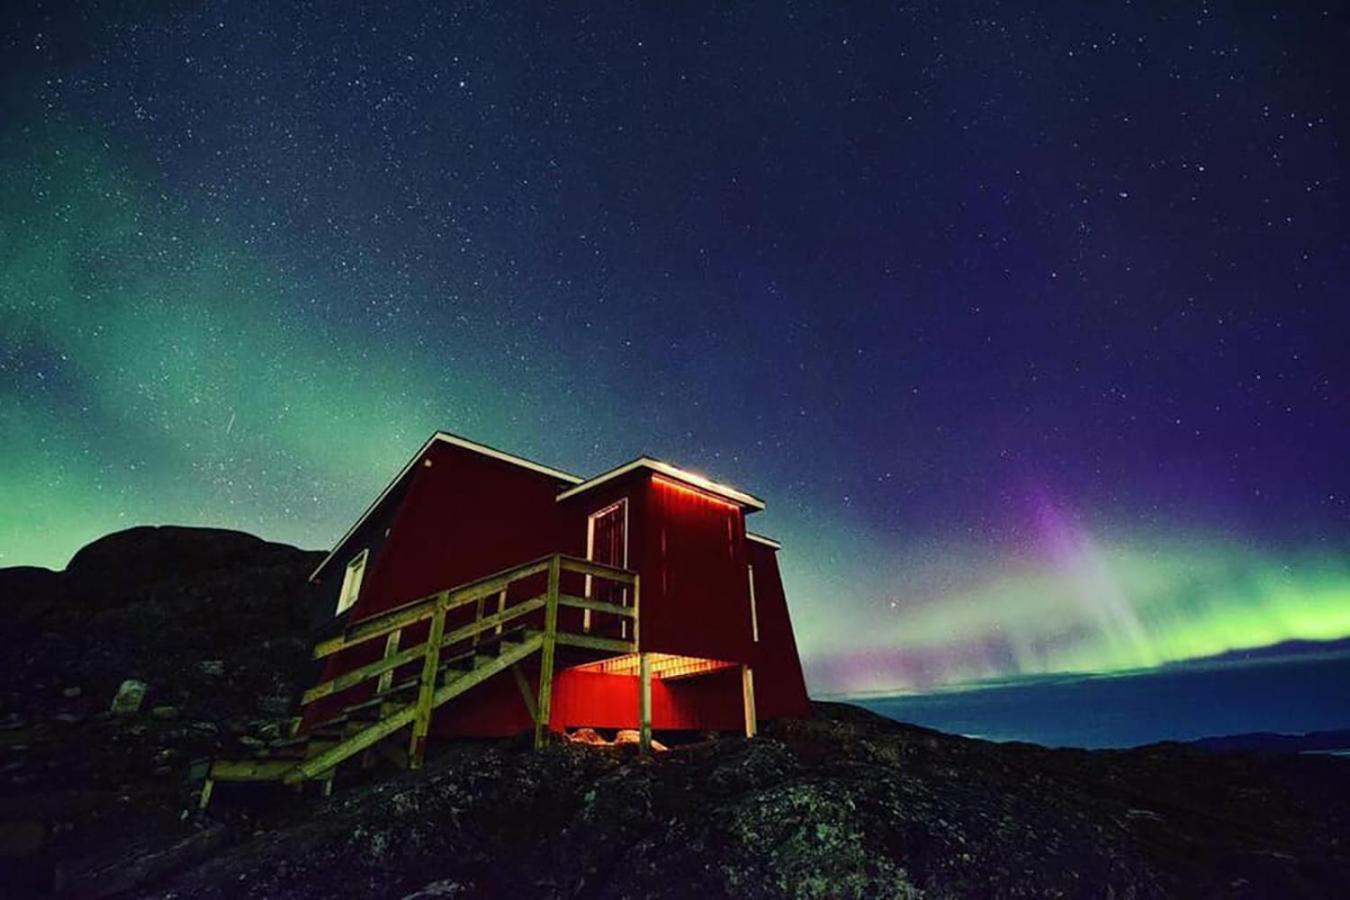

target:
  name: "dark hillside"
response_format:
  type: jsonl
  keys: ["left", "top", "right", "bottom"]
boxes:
{"left": 0, "top": 526, "right": 324, "bottom": 895}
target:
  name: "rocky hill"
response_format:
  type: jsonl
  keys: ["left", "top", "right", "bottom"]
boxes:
{"left": 2, "top": 528, "right": 1348, "bottom": 899}
{"left": 0, "top": 526, "right": 325, "bottom": 895}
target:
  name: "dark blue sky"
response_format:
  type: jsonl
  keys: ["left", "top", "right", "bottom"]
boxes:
{"left": 3, "top": 1, "right": 1348, "bottom": 692}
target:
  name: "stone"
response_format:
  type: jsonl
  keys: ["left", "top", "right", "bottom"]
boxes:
{"left": 62, "top": 686, "right": 83, "bottom": 699}
{"left": 150, "top": 705, "right": 179, "bottom": 720}
{"left": 401, "top": 879, "right": 472, "bottom": 898}
{"left": 198, "top": 660, "right": 225, "bottom": 677}
{"left": 566, "top": 727, "right": 608, "bottom": 745}
{"left": 612, "top": 729, "right": 667, "bottom": 751}
{"left": 53, "top": 712, "right": 86, "bottom": 725}
{"left": 110, "top": 679, "right": 147, "bottom": 714}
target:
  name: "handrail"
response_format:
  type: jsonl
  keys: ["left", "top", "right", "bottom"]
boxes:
{"left": 558, "top": 555, "right": 638, "bottom": 584}
{"left": 313, "top": 556, "right": 551, "bottom": 658}
{"left": 313, "top": 591, "right": 448, "bottom": 660}
{"left": 557, "top": 594, "right": 636, "bottom": 618}
{"left": 305, "top": 553, "right": 638, "bottom": 711}
{"left": 208, "top": 553, "right": 646, "bottom": 802}
{"left": 313, "top": 554, "right": 635, "bottom": 660}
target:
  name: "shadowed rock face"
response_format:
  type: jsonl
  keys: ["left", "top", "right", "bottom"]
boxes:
{"left": 0, "top": 526, "right": 325, "bottom": 896}
{"left": 58, "top": 526, "right": 300, "bottom": 609}
{"left": 0, "top": 567, "right": 61, "bottom": 621}
{"left": 3, "top": 527, "right": 1350, "bottom": 899}
{"left": 1, "top": 526, "right": 325, "bottom": 722}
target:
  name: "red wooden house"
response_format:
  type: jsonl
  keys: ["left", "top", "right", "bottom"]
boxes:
{"left": 200, "top": 432, "right": 810, "bottom": 803}
{"left": 307, "top": 430, "right": 809, "bottom": 735}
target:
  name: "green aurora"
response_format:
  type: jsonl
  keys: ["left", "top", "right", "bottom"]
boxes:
{"left": 4, "top": 123, "right": 1349, "bottom": 696}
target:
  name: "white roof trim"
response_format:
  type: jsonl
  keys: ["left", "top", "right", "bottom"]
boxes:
{"left": 746, "top": 532, "right": 782, "bottom": 550}
{"left": 555, "top": 457, "right": 765, "bottom": 510}
{"left": 309, "top": 432, "right": 582, "bottom": 581}
{"left": 433, "top": 432, "right": 583, "bottom": 485}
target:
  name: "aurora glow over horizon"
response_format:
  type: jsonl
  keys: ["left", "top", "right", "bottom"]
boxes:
{"left": 3, "top": 2, "right": 1349, "bottom": 698}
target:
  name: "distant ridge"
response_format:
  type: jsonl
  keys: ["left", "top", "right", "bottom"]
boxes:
{"left": 1163, "top": 636, "right": 1350, "bottom": 666}
{"left": 1182, "top": 729, "right": 1350, "bottom": 755}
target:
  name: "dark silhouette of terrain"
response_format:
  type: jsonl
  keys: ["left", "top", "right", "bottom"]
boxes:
{"left": 1, "top": 526, "right": 1347, "bottom": 898}
{"left": 1184, "top": 729, "right": 1350, "bottom": 755}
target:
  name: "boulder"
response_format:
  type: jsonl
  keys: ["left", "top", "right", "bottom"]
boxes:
{"left": 566, "top": 728, "right": 607, "bottom": 745}
{"left": 109, "top": 680, "right": 147, "bottom": 714}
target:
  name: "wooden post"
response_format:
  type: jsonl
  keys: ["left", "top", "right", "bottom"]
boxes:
{"left": 367, "top": 629, "right": 403, "bottom": 769}
{"left": 511, "top": 663, "right": 537, "bottom": 721}
{"left": 409, "top": 592, "right": 448, "bottom": 768}
{"left": 494, "top": 589, "right": 507, "bottom": 635}
{"left": 633, "top": 572, "right": 650, "bottom": 753}
{"left": 638, "top": 652, "right": 652, "bottom": 753}
{"left": 741, "top": 665, "right": 758, "bottom": 738}
{"left": 533, "top": 556, "right": 561, "bottom": 750}
{"left": 472, "top": 595, "right": 485, "bottom": 649}
{"left": 375, "top": 629, "right": 401, "bottom": 697}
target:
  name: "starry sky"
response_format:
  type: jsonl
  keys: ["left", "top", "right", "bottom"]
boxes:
{"left": 3, "top": 1, "right": 1348, "bottom": 696}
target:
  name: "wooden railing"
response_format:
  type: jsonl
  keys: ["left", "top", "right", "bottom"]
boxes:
{"left": 296, "top": 553, "right": 641, "bottom": 776}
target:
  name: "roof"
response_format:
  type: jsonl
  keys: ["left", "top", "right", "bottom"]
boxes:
{"left": 555, "top": 456, "right": 765, "bottom": 511}
{"left": 746, "top": 532, "right": 782, "bottom": 550}
{"left": 309, "top": 432, "right": 583, "bottom": 581}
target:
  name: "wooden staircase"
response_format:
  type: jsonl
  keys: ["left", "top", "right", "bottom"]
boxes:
{"left": 200, "top": 554, "right": 643, "bottom": 808}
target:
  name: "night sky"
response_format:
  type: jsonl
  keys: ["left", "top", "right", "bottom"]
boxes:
{"left": 3, "top": 2, "right": 1348, "bottom": 696}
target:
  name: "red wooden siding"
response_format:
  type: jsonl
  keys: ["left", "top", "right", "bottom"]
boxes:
{"left": 302, "top": 441, "right": 568, "bottom": 729}
{"left": 638, "top": 475, "right": 755, "bottom": 663}
{"left": 554, "top": 471, "right": 646, "bottom": 636}
{"left": 435, "top": 664, "right": 747, "bottom": 736}
{"left": 747, "top": 541, "right": 812, "bottom": 719}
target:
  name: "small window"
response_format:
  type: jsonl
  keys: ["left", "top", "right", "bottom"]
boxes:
{"left": 336, "top": 549, "right": 368, "bottom": 616}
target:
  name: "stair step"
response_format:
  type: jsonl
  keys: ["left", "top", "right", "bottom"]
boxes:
{"left": 270, "top": 739, "right": 340, "bottom": 761}
{"left": 209, "top": 758, "right": 299, "bottom": 782}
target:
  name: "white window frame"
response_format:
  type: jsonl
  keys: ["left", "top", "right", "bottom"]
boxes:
{"left": 335, "top": 548, "right": 369, "bottom": 616}
{"left": 747, "top": 563, "right": 759, "bottom": 642}
{"left": 584, "top": 498, "right": 629, "bottom": 634}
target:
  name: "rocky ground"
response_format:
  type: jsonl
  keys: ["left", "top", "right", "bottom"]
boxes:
{"left": 2, "top": 527, "right": 1348, "bottom": 898}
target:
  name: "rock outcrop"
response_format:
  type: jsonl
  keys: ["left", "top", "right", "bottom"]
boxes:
{"left": 0, "top": 526, "right": 323, "bottom": 896}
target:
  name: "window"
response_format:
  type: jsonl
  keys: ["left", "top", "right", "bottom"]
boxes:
{"left": 585, "top": 499, "right": 628, "bottom": 634}
{"left": 336, "top": 549, "right": 368, "bottom": 616}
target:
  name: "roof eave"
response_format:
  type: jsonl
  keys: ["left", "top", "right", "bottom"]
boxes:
{"left": 308, "top": 431, "right": 583, "bottom": 582}
{"left": 746, "top": 531, "right": 782, "bottom": 550}
{"left": 555, "top": 456, "right": 765, "bottom": 511}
